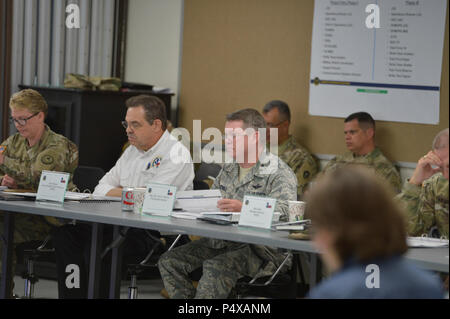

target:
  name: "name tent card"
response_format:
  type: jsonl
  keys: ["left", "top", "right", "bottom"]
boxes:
{"left": 239, "top": 195, "right": 276, "bottom": 229}
{"left": 36, "top": 170, "right": 70, "bottom": 203}
{"left": 142, "top": 183, "right": 177, "bottom": 216}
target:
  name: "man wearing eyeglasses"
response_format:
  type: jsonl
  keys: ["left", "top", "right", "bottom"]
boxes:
{"left": 262, "top": 100, "right": 318, "bottom": 200}
{"left": 0, "top": 89, "right": 78, "bottom": 289}
{"left": 52, "top": 94, "right": 195, "bottom": 298}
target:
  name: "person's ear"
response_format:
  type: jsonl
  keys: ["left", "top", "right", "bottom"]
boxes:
{"left": 152, "top": 119, "right": 162, "bottom": 131}
{"left": 281, "top": 120, "right": 290, "bottom": 132}
{"left": 365, "top": 127, "right": 375, "bottom": 139}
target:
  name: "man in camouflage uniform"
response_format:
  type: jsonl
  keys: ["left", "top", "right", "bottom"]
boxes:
{"left": 158, "top": 109, "right": 297, "bottom": 299}
{"left": 397, "top": 128, "right": 449, "bottom": 238}
{"left": 262, "top": 100, "right": 318, "bottom": 200}
{"left": 0, "top": 89, "right": 78, "bottom": 278}
{"left": 321, "top": 112, "right": 402, "bottom": 193}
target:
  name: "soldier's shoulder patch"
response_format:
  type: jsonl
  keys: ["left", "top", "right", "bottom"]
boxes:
{"left": 41, "top": 154, "right": 54, "bottom": 165}
{"left": 0, "top": 145, "right": 6, "bottom": 154}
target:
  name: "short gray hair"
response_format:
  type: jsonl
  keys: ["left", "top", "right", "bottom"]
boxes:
{"left": 432, "top": 128, "right": 449, "bottom": 150}
{"left": 262, "top": 100, "right": 291, "bottom": 123}
{"left": 226, "top": 108, "right": 267, "bottom": 130}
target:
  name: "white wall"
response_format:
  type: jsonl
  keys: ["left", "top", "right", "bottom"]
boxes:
{"left": 125, "top": 0, "right": 184, "bottom": 120}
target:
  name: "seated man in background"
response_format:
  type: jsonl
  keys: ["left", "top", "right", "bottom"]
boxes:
{"left": 321, "top": 112, "right": 402, "bottom": 193}
{"left": 262, "top": 100, "right": 318, "bottom": 200}
{"left": 52, "top": 95, "right": 195, "bottom": 298}
{"left": 306, "top": 166, "right": 444, "bottom": 299}
{"left": 0, "top": 89, "right": 78, "bottom": 286}
{"left": 158, "top": 108, "right": 297, "bottom": 299}
{"left": 397, "top": 128, "right": 449, "bottom": 238}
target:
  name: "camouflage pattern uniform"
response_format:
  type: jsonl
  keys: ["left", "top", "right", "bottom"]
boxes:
{"left": 0, "top": 125, "right": 78, "bottom": 270}
{"left": 276, "top": 135, "right": 318, "bottom": 200}
{"left": 158, "top": 152, "right": 297, "bottom": 298}
{"left": 322, "top": 147, "right": 402, "bottom": 193}
{"left": 396, "top": 173, "right": 449, "bottom": 238}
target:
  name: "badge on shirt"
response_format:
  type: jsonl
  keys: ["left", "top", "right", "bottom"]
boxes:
{"left": 147, "top": 156, "right": 162, "bottom": 170}
{"left": 0, "top": 145, "right": 6, "bottom": 154}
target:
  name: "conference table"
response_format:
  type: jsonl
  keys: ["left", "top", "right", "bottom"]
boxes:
{"left": 1, "top": 200, "right": 449, "bottom": 299}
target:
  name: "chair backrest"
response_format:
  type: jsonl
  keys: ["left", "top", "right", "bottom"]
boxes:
{"left": 194, "top": 162, "right": 222, "bottom": 181}
{"left": 73, "top": 165, "right": 106, "bottom": 193}
{"left": 193, "top": 180, "right": 210, "bottom": 190}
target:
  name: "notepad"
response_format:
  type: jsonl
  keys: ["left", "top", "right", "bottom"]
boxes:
{"left": 407, "top": 236, "right": 449, "bottom": 248}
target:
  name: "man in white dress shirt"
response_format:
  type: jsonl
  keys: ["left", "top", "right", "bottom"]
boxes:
{"left": 52, "top": 95, "right": 194, "bottom": 298}
{"left": 94, "top": 95, "right": 194, "bottom": 196}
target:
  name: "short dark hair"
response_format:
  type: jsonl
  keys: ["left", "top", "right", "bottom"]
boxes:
{"left": 344, "top": 112, "right": 375, "bottom": 131}
{"left": 226, "top": 108, "right": 266, "bottom": 130}
{"left": 262, "top": 100, "right": 291, "bottom": 123}
{"left": 306, "top": 166, "right": 407, "bottom": 263}
{"left": 125, "top": 95, "right": 167, "bottom": 131}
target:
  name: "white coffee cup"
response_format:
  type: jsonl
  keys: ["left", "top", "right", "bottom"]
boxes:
{"left": 288, "top": 201, "right": 306, "bottom": 222}
{"left": 133, "top": 187, "right": 147, "bottom": 214}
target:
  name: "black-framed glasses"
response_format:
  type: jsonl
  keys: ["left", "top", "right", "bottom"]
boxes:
{"left": 9, "top": 112, "right": 39, "bottom": 126}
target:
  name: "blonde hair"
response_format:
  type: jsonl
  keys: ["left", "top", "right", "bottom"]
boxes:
{"left": 9, "top": 89, "right": 48, "bottom": 117}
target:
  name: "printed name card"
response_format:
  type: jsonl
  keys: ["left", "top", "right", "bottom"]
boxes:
{"left": 36, "top": 170, "right": 70, "bottom": 203}
{"left": 238, "top": 195, "right": 276, "bottom": 229}
{"left": 142, "top": 183, "right": 177, "bottom": 216}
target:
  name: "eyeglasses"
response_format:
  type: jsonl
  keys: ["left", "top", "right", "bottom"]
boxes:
{"left": 121, "top": 120, "right": 143, "bottom": 130}
{"left": 266, "top": 120, "right": 286, "bottom": 128}
{"left": 9, "top": 112, "right": 39, "bottom": 126}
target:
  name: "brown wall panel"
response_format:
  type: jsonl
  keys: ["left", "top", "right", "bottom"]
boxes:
{"left": 179, "top": 0, "right": 449, "bottom": 162}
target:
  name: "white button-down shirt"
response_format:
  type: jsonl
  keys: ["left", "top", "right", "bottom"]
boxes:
{"left": 94, "top": 130, "right": 194, "bottom": 196}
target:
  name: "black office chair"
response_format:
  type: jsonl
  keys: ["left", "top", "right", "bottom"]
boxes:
{"left": 16, "top": 166, "right": 105, "bottom": 298}
{"left": 125, "top": 180, "right": 210, "bottom": 299}
{"left": 232, "top": 251, "right": 302, "bottom": 299}
{"left": 193, "top": 180, "right": 210, "bottom": 190}
{"left": 125, "top": 232, "right": 181, "bottom": 299}
{"left": 73, "top": 165, "right": 106, "bottom": 193}
{"left": 194, "top": 162, "right": 222, "bottom": 183}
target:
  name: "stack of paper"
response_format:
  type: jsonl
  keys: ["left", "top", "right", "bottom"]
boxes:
{"left": 272, "top": 219, "right": 311, "bottom": 231}
{"left": 64, "top": 192, "right": 93, "bottom": 200}
{"left": 171, "top": 212, "right": 203, "bottom": 220}
{"left": 174, "top": 189, "right": 222, "bottom": 213}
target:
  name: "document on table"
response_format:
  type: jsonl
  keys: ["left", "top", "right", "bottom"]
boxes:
{"left": 407, "top": 237, "right": 449, "bottom": 248}
{"left": 171, "top": 211, "right": 237, "bottom": 221}
{"left": 1, "top": 191, "right": 120, "bottom": 202}
{"left": 174, "top": 189, "right": 222, "bottom": 213}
